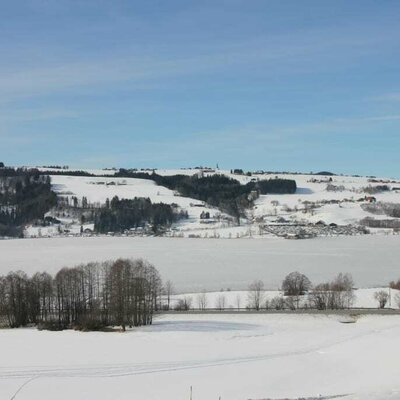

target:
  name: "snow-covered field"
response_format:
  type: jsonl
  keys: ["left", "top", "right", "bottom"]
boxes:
{"left": 1, "top": 235, "right": 400, "bottom": 291}
{"left": 1, "top": 314, "right": 400, "bottom": 400}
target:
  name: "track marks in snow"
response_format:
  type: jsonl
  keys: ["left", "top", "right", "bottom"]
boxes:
{"left": 2, "top": 324, "right": 398, "bottom": 381}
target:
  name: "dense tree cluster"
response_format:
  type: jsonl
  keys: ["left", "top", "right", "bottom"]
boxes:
{"left": 40, "top": 165, "right": 69, "bottom": 170}
{"left": 94, "top": 196, "right": 187, "bottom": 234}
{"left": 115, "top": 170, "right": 296, "bottom": 221}
{"left": 308, "top": 273, "right": 355, "bottom": 310}
{"left": 157, "top": 173, "right": 253, "bottom": 220}
{"left": 39, "top": 170, "right": 95, "bottom": 177}
{"left": 0, "top": 259, "right": 161, "bottom": 331}
{"left": 362, "top": 185, "right": 390, "bottom": 194}
{"left": 0, "top": 168, "right": 57, "bottom": 236}
{"left": 256, "top": 178, "right": 297, "bottom": 195}
{"left": 360, "top": 217, "right": 400, "bottom": 229}
{"left": 362, "top": 202, "right": 400, "bottom": 218}
{"left": 390, "top": 279, "right": 400, "bottom": 290}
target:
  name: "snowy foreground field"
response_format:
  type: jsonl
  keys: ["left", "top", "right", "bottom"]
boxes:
{"left": 1, "top": 314, "right": 400, "bottom": 400}
{"left": 1, "top": 235, "right": 400, "bottom": 291}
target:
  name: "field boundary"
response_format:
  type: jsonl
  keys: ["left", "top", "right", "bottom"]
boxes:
{"left": 157, "top": 308, "right": 400, "bottom": 316}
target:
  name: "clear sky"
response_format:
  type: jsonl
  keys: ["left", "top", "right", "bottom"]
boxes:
{"left": 1, "top": 0, "right": 399, "bottom": 177}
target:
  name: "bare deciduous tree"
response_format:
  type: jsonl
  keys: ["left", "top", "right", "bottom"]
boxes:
{"left": 235, "top": 293, "right": 241, "bottom": 310}
{"left": 282, "top": 271, "right": 311, "bottom": 309}
{"left": 163, "top": 280, "right": 174, "bottom": 310}
{"left": 282, "top": 271, "right": 311, "bottom": 296}
{"left": 196, "top": 291, "right": 207, "bottom": 310}
{"left": 215, "top": 294, "right": 226, "bottom": 310}
{"left": 247, "top": 280, "right": 264, "bottom": 310}
{"left": 174, "top": 296, "right": 192, "bottom": 311}
{"left": 309, "top": 273, "right": 355, "bottom": 310}
{"left": 374, "top": 290, "right": 389, "bottom": 309}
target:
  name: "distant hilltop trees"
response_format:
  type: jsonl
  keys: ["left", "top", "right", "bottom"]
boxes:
{"left": 315, "top": 171, "right": 336, "bottom": 176}
{"left": 0, "top": 168, "right": 57, "bottom": 237}
{"left": 40, "top": 165, "right": 69, "bottom": 170}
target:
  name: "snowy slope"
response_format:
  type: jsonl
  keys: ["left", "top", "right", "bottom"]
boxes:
{"left": 50, "top": 174, "right": 204, "bottom": 208}
{"left": 252, "top": 173, "right": 400, "bottom": 226}
{"left": 35, "top": 174, "right": 234, "bottom": 237}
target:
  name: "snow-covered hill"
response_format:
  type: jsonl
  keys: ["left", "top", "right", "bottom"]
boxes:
{"left": 26, "top": 167, "right": 400, "bottom": 239}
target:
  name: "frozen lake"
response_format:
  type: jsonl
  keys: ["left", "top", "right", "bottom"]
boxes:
{"left": 1, "top": 235, "right": 399, "bottom": 291}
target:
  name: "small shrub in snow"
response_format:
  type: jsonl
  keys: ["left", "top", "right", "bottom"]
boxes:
{"left": 374, "top": 290, "right": 389, "bottom": 309}
{"left": 73, "top": 317, "right": 108, "bottom": 332}
{"left": 326, "top": 184, "right": 345, "bottom": 192}
{"left": 37, "top": 320, "right": 68, "bottom": 331}
{"left": 270, "top": 296, "right": 285, "bottom": 310}
{"left": 174, "top": 297, "right": 192, "bottom": 311}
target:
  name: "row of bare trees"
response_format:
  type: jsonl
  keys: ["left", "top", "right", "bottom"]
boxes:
{"left": 244, "top": 272, "right": 355, "bottom": 310}
{"left": 246, "top": 272, "right": 355, "bottom": 310}
{"left": 165, "top": 272, "right": 358, "bottom": 312}
{"left": 0, "top": 259, "right": 162, "bottom": 330}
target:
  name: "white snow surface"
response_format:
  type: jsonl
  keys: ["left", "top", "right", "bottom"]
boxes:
{"left": 1, "top": 314, "right": 400, "bottom": 400}
{"left": 250, "top": 173, "right": 400, "bottom": 226}
{"left": 1, "top": 235, "right": 400, "bottom": 291}
{"left": 51, "top": 175, "right": 178, "bottom": 205}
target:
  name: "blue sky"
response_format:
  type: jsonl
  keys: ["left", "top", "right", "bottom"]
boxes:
{"left": 1, "top": 0, "right": 399, "bottom": 177}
